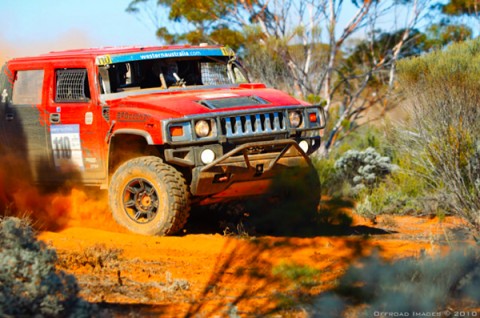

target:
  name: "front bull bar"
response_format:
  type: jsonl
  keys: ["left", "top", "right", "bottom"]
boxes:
{"left": 190, "top": 139, "right": 314, "bottom": 197}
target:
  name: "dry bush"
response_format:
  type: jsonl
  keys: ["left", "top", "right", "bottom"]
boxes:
{"left": 396, "top": 38, "right": 480, "bottom": 235}
{"left": 57, "top": 244, "right": 123, "bottom": 272}
{"left": 0, "top": 217, "right": 95, "bottom": 317}
{"left": 312, "top": 247, "right": 480, "bottom": 317}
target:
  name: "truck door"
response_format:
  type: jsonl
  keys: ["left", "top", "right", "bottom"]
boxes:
{"left": 45, "top": 63, "right": 107, "bottom": 186}
{"left": 0, "top": 64, "right": 54, "bottom": 183}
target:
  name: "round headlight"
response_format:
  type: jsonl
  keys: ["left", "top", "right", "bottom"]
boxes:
{"left": 200, "top": 149, "right": 216, "bottom": 164}
{"left": 195, "top": 120, "right": 211, "bottom": 137}
{"left": 289, "top": 111, "right": 302, "bottom": 128}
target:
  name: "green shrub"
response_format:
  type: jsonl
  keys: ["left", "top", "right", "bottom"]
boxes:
{"left": 272, "top": 262, "right": 321, "bottom": 289}
{"left": 314, "top": 123, "right": 434, "bottom": 218}
{"left": 334, "top": 125, "right": 390, "bottom": 156}
{"left": 0, "top": 217, "right": 94, "bottom": 317}
{"left": 315, "top": 124, "right": 393, "bottom": 198}
{"left": 312, "top": 247, "right": 480, "bottom": 317}
{"left": 355, "top": 181, "right": 394, "bottom": 219}
{"left": 355, "top": 165, "right": 440, "bottom": 219}
{"left": 334, "top": 147, "right": 396, "bottom": 192}
{"left": 272, "top": 262, "right": 321, "bottom": 311}
{"left": 396, "top": 38, "right": 480, "bottom": 234}
{"left": 355, "top": 180, "right": 418, "bottom": 219}
{"left": 313, "top": 156, "right": 349, "bottom": 197}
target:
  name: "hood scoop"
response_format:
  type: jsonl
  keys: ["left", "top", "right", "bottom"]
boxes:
{"left": 198, "top": 96, "right": 269, "bottom": 109}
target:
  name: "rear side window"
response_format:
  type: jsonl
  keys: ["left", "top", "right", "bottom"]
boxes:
{"left": 12, "top": 70, "right": 44, "bottom": 105}
{"left": 55, "top": 68, "right": 90, "bottom": 103}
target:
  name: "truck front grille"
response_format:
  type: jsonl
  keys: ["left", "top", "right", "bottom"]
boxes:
{"left": 221, "top": 112, "right": 286, "bottom": 138}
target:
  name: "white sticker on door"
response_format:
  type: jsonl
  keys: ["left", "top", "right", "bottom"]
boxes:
{"left": 50, "top": 124, "right": 84, "bottom": 170}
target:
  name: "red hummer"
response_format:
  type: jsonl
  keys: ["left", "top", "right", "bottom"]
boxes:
{"left": 0, "top": 45, "right": 326, "bottom": 235}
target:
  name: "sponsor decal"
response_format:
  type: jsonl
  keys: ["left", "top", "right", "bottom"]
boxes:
{"left": 50, "top": 124, "right": 84, "bottom": 170}
{"left": 96, "top": 47, "right": 234, "bottom": 65}
{"left": 116, "top": 111, "right": 149, "bottom": 122}
{"left": 96, "top": 55, "right": 112, "bottom": 66}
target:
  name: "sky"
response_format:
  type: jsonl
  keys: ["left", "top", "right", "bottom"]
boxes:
{"left": 0, "top": 0, "right": 161, "bottom": 63}
{"left": 0, "top": 0, "right": 396, "bottom": 62}
{"left": 0, "top": 0, "right": 456, "bottom": 64}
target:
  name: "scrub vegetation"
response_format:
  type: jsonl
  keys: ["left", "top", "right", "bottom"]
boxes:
{"left": 0, "top": 217, "right": 95, "bottom": 317}
{"left": 312, "top": 247, "right": 480, "bottom": 317}
{"left": 396, "top": 39, "right": 480, "bottom": 235}
{"left": 317, "top": 38, "right": 480, "bottom": 237}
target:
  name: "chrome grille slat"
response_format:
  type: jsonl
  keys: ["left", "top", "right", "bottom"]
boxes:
{"left": 245, "top": 116, "right": 253, "bottom": 134}
{"left": 223, "top": 111, "right": 286, "bottom": 138}
{"left": 254, "top": 114, "right": 262, "bottom": 132}
{"left": 273, "top": 113, "right": 282, "bottom": 131}
{"left": 234, "top": 116, "right": 242, "bottom": 135}
{"left": 224, "top": 117, "right": 233, "bottom": 135}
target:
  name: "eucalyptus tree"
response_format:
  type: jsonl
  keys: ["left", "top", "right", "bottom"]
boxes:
{"left": 126, "top": 0, "right": 428, "bottom": 154}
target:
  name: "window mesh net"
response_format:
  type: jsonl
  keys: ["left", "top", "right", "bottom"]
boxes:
{"left": 200, "top": 63, "right": 231, "bottom": 86}
{"left": 55, "top": 69, "right": 89, "bottom": 102}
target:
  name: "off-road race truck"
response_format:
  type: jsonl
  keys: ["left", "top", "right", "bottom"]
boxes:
{"left": 0, "top": 45, "right": 326, "bottom": 235}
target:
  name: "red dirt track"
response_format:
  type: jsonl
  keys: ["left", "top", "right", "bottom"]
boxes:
{"left": 31, "top": 192, "right": 471, "bottom": 317}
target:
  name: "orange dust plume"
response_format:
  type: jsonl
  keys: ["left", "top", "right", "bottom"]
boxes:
{"left": 0, "top": 153, "right": 126, "bottom": 233}
{"left": 0, "top": 29, "right": 96, "bottom": 65}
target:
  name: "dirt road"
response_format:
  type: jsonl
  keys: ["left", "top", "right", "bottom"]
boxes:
{"left": 35, "top": 195, "right": 469, "bottom": 317}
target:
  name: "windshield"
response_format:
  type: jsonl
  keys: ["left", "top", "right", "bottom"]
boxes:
{"left": 98, "top": 56, "right": 249, "bottom": 95}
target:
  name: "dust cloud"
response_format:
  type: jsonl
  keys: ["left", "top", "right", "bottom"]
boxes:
{"left": 0, "top": 153, "right": 125, "bottom": 233}
{"left": 0, "top": 29, "right": 95, "bottom": 64}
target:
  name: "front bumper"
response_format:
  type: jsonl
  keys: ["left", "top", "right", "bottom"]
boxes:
{"left": 190, "top": 139, "right": 313, "bottom": 199}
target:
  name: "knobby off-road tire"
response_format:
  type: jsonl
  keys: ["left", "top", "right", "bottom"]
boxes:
{"left": 109, "top": 156, "right": 190, "bottom": 236}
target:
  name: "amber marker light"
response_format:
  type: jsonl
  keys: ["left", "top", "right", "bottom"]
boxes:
{"left": 309, "top": 112, "right": 317, "bottom": 123}
{"left": 170, "top": 126, "right": 184, "bottom": 137}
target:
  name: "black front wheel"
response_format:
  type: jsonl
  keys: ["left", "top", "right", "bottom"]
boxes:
{"left": 109, "top": 156, "right": 190, "bottom": 236}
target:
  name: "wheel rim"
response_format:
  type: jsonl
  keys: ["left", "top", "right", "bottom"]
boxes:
{"left": 122, "top": 178, "right": 160, "bottom": 224}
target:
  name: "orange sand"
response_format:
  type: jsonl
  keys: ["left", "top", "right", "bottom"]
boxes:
{"left": 37, "top": 209, "right": 469, "bottom": 317}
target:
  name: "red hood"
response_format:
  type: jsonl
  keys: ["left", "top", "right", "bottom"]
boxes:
{"left": 106, "top": 86, "right": 307, "bottom": 118}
